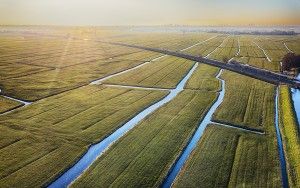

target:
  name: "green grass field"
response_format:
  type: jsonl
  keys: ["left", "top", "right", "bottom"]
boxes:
{"left": 239, "top": 36, "right": 265, "bottom": 58}
{"left": 0, "top": 85, "right": 167, "bottom": 187}
{"left": 184, "top": 64, "right": 221, "bottom": 91}
{"left": 212, "top": 70, "right": 276, "bottom": 131}
{"left": 173, "top": 124, "right": 281, "bottom": 187}
{"left": 0, "top": 27, "right": 299, "bottom": 187}
{"left": 279, "top": 85, "right": 300, "bottom": 188}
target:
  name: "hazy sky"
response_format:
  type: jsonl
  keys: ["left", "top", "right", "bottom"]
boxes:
{"left": 0, "top": 0, "right": 300, "bottom": 26}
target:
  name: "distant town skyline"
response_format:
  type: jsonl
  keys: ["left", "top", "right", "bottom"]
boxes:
{"left": 1, "top": 0, "right": 300, "bottom": 26}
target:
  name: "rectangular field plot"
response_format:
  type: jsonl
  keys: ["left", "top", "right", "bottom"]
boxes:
{"left": 103, "top": 56, "right": 195, "bottom": 89}
{"left": 185, "top": 64, "right": 221, "bottom": 92}
{"left": 71, "top": 90, "right": 218, "bottom": 188}
{"left": 208, "top": 36, "right": 239, "bottom": 61}
{"left": 0, "top": 85, "right": 167, "bottom": 187}
{"left": 212, "top": 71, "right": 276, "bottom": 131}
{"left": 0, "top": 96, "right": 23, "bottom": 114}
{"left": 232, "top": 57, "right": 280, "bottom": 72}
{"left": 173, "top": 124, "right": 281, "bottom": 188}
{"left": 255, "top": 38, "right": 289, "bottom": 62}
{"left": 239, "top": 36, "right": 265, "bottom": 58}
{"left": 184, "top": 35, "right": 228, "bottom": 57}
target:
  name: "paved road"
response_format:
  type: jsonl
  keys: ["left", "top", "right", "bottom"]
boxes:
{"left": 102, "top": 41, "right": 300, "bottom": 89}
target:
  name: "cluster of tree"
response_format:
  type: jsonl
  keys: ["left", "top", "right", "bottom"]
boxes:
{"left": 282, "top": 53, "right": 300, "bottom": 71}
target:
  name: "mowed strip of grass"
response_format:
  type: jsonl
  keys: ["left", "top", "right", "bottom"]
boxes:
{"left": 0, "top": 96, "right": 23, "bottom": 113}
{"left": 279, "top": 85, "right": 300, "bottom": 188}
{"left": 184, "top": 35, "right": 227, "bottom": 57}
{"left": 104, "top": 56, "right": 194, "bottom": 89}
{"left": 0, "top": 62, "right": 52, "bottom": 80}
{"left": 238, "top": 36, "right": 265, "bottom": 58}
{"left": 212, "top": 70, "right": 275, "bottom": 131}
{"left": 71, "top": 90, "right": 218, "bottom": 187}
{"left": 184, "top": 64, "right": 221, "bottom": 92}
{"left": 209, "top": 36, "right": 238, "bottom": 61}
{"left": 0, "top": 85, "right": 168, "bottom": 187}
{"left": 173, "top": 124, "right": 281, "bottom": 188}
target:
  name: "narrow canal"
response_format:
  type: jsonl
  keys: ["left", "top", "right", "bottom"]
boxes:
{"left": 162, "top": 69, "right": 225, "bottom": 188}
{"left": 291, "top": 74, "right": 300, "bottom": 128}
{"left": 48, "top": 63, "right": 199, "bottom": 188}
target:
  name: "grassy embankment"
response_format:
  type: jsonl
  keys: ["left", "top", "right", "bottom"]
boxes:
{"left": 0, "top": 85, "right": 167, "bottom": 187}
{"left": 279, "top": 85, "right": 300, "bottom": 187}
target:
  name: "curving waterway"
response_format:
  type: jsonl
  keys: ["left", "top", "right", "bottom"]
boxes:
{"left": 48, "top": 63, "right": 198, "bottom": 188}
{"left": 161, "top": 69, "right": 225, "bottom": 188}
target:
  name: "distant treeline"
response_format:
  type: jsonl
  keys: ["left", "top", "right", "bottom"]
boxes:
{"left": 208, "top": 30, "right": 297, "bottom": 35}
{"left": 282, "top": 53, "right": 300, "bottom": 71}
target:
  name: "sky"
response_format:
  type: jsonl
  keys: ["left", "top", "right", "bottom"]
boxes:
{"left": 0, "top": 0, "right": 300, "bottom": 26}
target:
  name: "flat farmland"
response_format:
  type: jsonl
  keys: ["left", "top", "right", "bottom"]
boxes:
{"left": 0, "top": 34, "right": 164, "bottom": 101}
{"left": 173, "top": 124, "right": 281, "bottom": 187}
{"left": 103, "top": 56, "right": 194, "bottom": 89}
{"left": 184, "top": 35, "right": 228, "bottom": 57}
{"left": 184, "top": 64, "right": 221, "bottom": 91}
{"left": 212, "top": 70, "right": 276, "bottom": 131}
{"left": 255, "top": 37, "right": 290, "bottom": 62}
{"left": 174, "top": 67, "right": 282, "bottom": 187}
{"left": 238, "top": 36, "right": 265, "bottom": 58}
{"left": 0, "top": 85, "right": 167, "bottom": 187}
{"left": 0, "top": 27, "right": 299, "bottom": 188}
